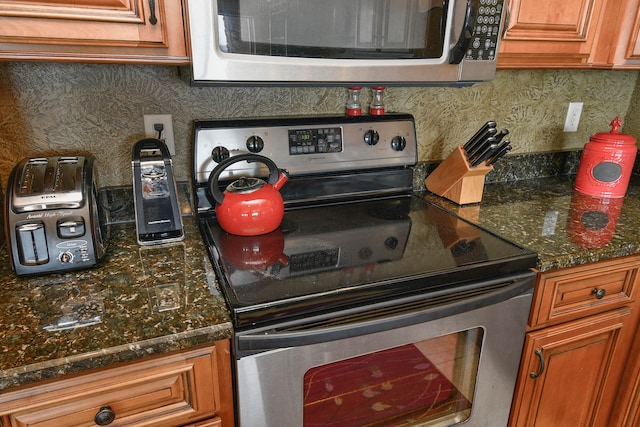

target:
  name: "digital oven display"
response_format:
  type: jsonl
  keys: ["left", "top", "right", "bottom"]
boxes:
{"left": 288, "top": 127, "right": 343, "bottom": 155}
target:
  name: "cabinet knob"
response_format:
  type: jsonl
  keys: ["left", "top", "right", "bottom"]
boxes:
{"left": 592, "top": 288, "right": 606, "bottom": 300}
{"left": 94, "top": 406, "right": 116, "bottom": 425}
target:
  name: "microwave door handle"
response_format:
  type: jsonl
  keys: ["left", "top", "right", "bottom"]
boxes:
{"left": 449, "top": 0, "right": 480, "bottom": 64}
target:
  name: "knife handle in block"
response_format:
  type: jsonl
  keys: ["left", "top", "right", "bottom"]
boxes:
{"left": 424, "top": 146, "right": 493, "bottom": 205}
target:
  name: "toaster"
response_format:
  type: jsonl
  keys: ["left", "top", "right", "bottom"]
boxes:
{"left": 4, "top": 155, "right": 109, "bottom": 276}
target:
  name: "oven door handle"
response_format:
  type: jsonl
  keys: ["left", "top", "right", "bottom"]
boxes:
{"left": 236, "top": 271, "right": 534, "bottom": 352}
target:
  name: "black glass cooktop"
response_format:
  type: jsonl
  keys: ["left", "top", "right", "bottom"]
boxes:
{"left": 200, "top": 195, "right": 537, "bottom": 330}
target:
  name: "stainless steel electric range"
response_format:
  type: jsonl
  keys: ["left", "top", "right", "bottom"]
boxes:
{"left": 192, "top": 114, "right": 538, "bottom": 427}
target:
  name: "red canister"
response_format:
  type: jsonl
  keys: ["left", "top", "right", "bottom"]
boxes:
{"left": 574, "top": 117, "right": 637, "bottom": 198}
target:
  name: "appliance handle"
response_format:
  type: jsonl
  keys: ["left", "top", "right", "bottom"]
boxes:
{"left": 449, "top": 0, "right": 480, "bottom": 64}
{"left": 236, "top": 271, "right": 534, "bottom": 353}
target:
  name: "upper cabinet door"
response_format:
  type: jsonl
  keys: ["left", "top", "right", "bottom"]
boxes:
{"left": 591, "top": 0, "right": 640, "bottom": 68}
{"left": 0, "top": 0, "right": 187, "bottom": 63}
{"left": 497, "top": 0, "right": 611, "bottom": 68}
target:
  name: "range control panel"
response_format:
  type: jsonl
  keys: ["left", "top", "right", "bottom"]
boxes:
{"left": 192, "top": 114, "right": 417, "bottom": 184}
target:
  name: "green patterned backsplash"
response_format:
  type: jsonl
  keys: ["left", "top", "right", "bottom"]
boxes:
{"left": 0, "top": 62, "right": 638, "bottom": 188}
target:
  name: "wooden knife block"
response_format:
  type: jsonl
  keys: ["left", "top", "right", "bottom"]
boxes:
{"left": 425, "top": 146, "right": 493, "bottom": 205}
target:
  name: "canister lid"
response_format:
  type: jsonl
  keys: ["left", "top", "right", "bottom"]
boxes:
{"left": 591, "top": 117, "right": 637, "bottom": 145}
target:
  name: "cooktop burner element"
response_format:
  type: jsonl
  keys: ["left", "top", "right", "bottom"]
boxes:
{"left": 192, "top": 114, "right": 537, "bottom": 331}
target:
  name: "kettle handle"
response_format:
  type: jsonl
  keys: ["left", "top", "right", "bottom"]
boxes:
{"left": 207, "top": 154, "right": 281, "bottom": 205}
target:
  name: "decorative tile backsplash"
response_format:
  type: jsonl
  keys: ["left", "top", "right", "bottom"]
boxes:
{"left": 0, "top": 62, "right": 638, "bottom": 188}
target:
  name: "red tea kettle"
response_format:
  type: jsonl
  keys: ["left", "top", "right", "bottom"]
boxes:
{"left": 208, "top": 154, "right": 288, "bottom": 236}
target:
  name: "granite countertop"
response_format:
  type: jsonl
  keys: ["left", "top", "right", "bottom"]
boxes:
{"left": 2, "top": 170, "right": 640, "bottom": 393}
{"left": 423, "top": 174, "right": 640, "bottom": 272}
{"left": 0, "top": 214, "right": 232, "bottom": 391}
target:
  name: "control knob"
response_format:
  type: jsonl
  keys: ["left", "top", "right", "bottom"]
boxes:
{"left": 211, "top": 146, "right": 230, "bottom": 163}
{"left": 246, "top": 135, "right": 265, "bottom": 153}
{"left": 364, "top": 129, "right": 379, "bottom": 146}
{"left": 391, "top": 135, "right": 407, "bottom": 151}
{"left": 59, "top": 251, "right": 73, "bottom": 263}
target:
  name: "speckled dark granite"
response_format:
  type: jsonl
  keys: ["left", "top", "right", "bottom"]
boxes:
{"left": 2, "top": 151, "right": 639, "bottom": 392}
{"left": 0, "top": 203, "right": 232, "bottom": 391}
{"left": 418, "top": 150, "right": 640, "bottom": 272}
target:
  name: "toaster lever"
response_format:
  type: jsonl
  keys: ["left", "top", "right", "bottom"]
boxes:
{"left": 16, "top": 223, "right": 49, "bottom": 265}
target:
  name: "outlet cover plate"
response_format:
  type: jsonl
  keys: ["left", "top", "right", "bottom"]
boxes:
{"left": 143, "top": 114, "right": 175, "bottom": 155}
{"left": 563, "top": 102, "right": 583, "bottom": 132}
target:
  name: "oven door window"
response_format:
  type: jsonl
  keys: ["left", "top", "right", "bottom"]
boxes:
{"left": 217, "top": 0, "right": 446, "bottom": 59}
{"left": 303, "top": 328, "right": 482, "bottom": 426}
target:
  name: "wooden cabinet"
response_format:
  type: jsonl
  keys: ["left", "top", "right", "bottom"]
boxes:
{"left": 498, "top": 0, "right": 614, "bottom": 68}
{"left": 509, "top": 256, "right": 640, "bottom": 427}
{"left": 0, "top": 0, "right": 188, "bottom": 63}
{"left": 609, "top": 331, "right": 640, "bottom": 426}
{"left": 499, "top": 0, "right": 640, "bottom": 69}
{"left": 590, "top": 0, "right": 640, "bottom": 68}
{"left": 511, "top": 308, "right": 635, "bottom": 426}
{"left": 0, "top": 341, "right": 234, "bottom": 427}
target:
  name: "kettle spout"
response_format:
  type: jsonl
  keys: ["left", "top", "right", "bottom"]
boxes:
{"left": 273, "top": 170, "right": 289, "bottom": 191}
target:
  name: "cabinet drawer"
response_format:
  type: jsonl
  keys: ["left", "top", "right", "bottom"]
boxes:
{"left": 531, "top": 256, "right": 640, "bottom": 328}
{"left": 0, "top": 345, "right": 224, "bottom": 427}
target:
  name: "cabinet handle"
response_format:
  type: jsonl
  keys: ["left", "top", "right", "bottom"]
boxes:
{"left": 592, "top": 288, "right": 606, "bottom": 300}
{"left": 94, "top": 406, "right": 116, "bottom": 426}
{"left": 148, "top": 0, "right": 158, "bottom": 25}
{"left": 529, "top": 349, "right": 544, "bottom": 379}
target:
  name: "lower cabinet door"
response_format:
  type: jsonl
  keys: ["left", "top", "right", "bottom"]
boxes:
{"left": 609, "top": 330, "right": 640, "bottom": 427}
{"left": 509, "top": 307, "right": 637, "bottom": 427}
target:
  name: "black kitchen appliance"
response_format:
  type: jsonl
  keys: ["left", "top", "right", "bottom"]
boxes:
{"left": 193, "top": 114, "right": 538, "bottom": 426}
{"left": 5, "top": 155, "right": 109, "bottom": 276}
{"left": 132, "top": 138, "right": 184, "bottom": 245}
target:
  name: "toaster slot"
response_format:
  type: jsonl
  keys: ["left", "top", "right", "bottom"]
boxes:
{"left": 16, "top": 222, "right": 49, "bottom": 266}
{"left": 19, "top": 158, "right": 48, "bottom": 195}
{"left": 55, "top": 157, "right": 81, "bottom": 193}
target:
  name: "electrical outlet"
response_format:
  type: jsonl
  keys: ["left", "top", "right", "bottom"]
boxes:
{"left": 143, "top": 114, "right": 175, "bottom": 155}
{"left": 563, "top": 102, "right": 583, "bottom": 132}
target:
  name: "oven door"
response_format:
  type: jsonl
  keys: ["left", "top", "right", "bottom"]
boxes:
{"left": 235, "top": 271, "right": 534, "bottom": 426}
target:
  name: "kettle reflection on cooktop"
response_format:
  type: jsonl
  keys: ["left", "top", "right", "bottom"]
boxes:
{"left": 208, "top": 198, "right": 412, "bottom": 284}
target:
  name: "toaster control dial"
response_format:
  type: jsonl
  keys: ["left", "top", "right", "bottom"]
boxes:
{"left": 59, "top": 251, "right": 74, "bottom": 263}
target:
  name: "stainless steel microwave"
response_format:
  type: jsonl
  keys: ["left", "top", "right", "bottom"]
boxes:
{"left": 186, "top": 0, "right": 505, "bottom": 86}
